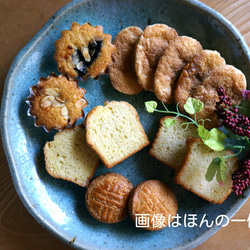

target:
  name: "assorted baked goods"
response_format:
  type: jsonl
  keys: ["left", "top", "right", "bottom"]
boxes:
{"left": 26, "top": 73, "right": 88, "bottom": 132}
{"left": 25, "top": 19, "right": 249, "bottom": 230}
{"left": 175, "top": 138, "right": 239, "bottom": 204}
{"left": 54, "top": 22, "right": 116, "bottom": 81}
{"left": 44, "top": 125, "right": 100, "bottom": 187}
{"left": 128, "top": 180, "right": 178, "bottom": 231}
{"left": 85, "top": 101, "right": 149, "bottom": 169}
{"left": 85, "top": 173, "right": 133, "bottom": 223}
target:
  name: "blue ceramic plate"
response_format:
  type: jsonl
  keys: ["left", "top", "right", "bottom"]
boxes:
{"left": 1, "top": 0, "right": 250, "bottom": 249}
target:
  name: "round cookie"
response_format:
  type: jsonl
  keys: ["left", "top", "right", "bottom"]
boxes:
{"left": 108, "top": 26, "right": 143, "bottom": 95}
{"left": 128, "top": 180, "right": 178, "bottom": 231}
{"left": 85, "top": 173, "right": 133, "bottom": 224}
{"left": 135, "top": 24, "right": 178, "bottom": 92}
{"left": 189, "top": 65, "right": 246, "bottom": 129}
{"left": 26, "top": 73, "right": 88, "bottom": 132}
{"left": 154, "top": 36, "right": 203, "bottom": 103}
{"left": 174, "top": 50, "right": 226, "bottom": 114}
{"left": 54, "top": 22, "right": 116, "bottom": 81}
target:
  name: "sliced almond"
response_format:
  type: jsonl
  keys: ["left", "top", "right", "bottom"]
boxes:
{"left": 44, "top": 88, "right": 60, "bottom": 97}
{"left": 51, "top": 99, "right": 64, "bottom": 108}
{"left": 40, "top": 100, "right": 52, "bottom": 109}
{"left": 75, "top": 99, "right": 87, "bottom": 109}
{"left": 61, "top": 106, "right": 69, "bottom": 120}
{"left": 81, "top": 47, "right": 91, "bottom": 62}
{"left": 76, "top": 61, "right": 85, "bottom": 71}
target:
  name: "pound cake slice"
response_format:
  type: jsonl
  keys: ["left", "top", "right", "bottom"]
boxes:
{"left": 44, "top": 125, "right": 100, "bottom": 187}
{"left": 149, "top": 116, "right": 198, "bottom": 170}
{"left": 174, "top": 138, "right": 238, "bottom": 204}
{"left": 85, "top": 101, "right": 149, "bottom": 169}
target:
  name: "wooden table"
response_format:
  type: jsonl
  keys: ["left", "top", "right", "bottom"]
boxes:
{"left": 0, "top": 0, "right": 249, "bottom": 249}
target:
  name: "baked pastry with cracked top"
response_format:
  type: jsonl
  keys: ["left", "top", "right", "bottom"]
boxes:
{"left": 85, "top": 173, "right": 133, "bottom": 223}
{"left": 128, "top": 180, "right": 178, "bottom": 231}
{"left": 26, "top": 73, "right": 88, "bottom": 132}
{"left": 54, "top": 22, "right": 116, "bottom": 81}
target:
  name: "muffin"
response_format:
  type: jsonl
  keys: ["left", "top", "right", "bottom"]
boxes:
{"left": 54, "top": 22, "right": 116, "bottom": 81}
{"left": 26, "top": 73, "right": 88, "bottom": 132}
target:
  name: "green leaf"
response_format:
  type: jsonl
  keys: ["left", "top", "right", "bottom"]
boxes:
{"left": 205, "top": 156, "right": 228, "bottom": 185}
{"left": 198, "top": 125, "right": 226, "bottom": 151}
{"left": 184, "top": 97, "right": 204, "bottom": 115}
{"left": 163, "top": 118, "right": 176, "bottom": 128}
{"left": 145, "top": 101, "right": 157, "bottom": 113}
{"left": 206, "top": 128, "right": 226, "bottom": 151}
{"left": 216, "top": 157, "right": 228, "bottom": 184}
{"left": 198, "top": 125, "right": 211, "bottom": 141}
{"left": 205, "top": 158, "right": 220, "bottom": 181}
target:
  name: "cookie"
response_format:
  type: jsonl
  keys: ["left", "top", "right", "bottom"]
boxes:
{"left": 108, "top": 26, "right": 143, "bottom": 95}
{"left": 191, "top": 65, "right": 246, "bottom": 129}
{"left": 174, "top": 50, "right": 226, "bottom": 116}
{"left": 85, "top": 173, "right": 133, "bottom": 223}
{"left": 128, "top": 180, "right": 178, "bottom": 231}
{"left": 26, "top": 73, "right": 88, "bottom": 132}
{"left": 154, "top": 36, "right": 203, "bottom": 103}
{"left": 54, "top": 22, "right": 116, "bottom": 81}
{"left": 135, "top": 24, "right": 178, "bottom": 92}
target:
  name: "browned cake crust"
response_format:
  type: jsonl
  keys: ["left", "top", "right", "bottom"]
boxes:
{"left": 85, "top": 173, "right": 133, "bottom": 223}
{"left": 108, "top": 26, "right": 143, "bottom": 95}
{"left": 128, "top": 180, "right": 178, "bottom": 231}
{"left": 154, "top": 36, "right": 203, "bottom": 103}
{"left": 135, "top": 24, "right": 178, "bottom": 92}
{"left": 26, "top": 73, "right": 88, "bottom": 132}
{"left": 54, "top": 22, "right": 116, "bottom": 81}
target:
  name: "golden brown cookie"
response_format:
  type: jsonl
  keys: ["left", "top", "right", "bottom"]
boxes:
{"left": 154, "top": 36, "right": 203, "bottom": 103}
{"left": 135, "top": 24, "right": 178, "bottom": 92}
{"left": 174, "top": 50, "right": 226, "bottom": 115}
{"left": 128, "top": 180, "right": 178, "bottom": 231}
{"left": 26, "top": 73, "right": 88, "bottom": 132}
{"left": 54, "top": 22, "right": 116, "bottom": 81}
{"left": 189, "top": 65, "right": 246, "bottom": 129}
{"left": 108, "top": 26, "right": 143, "bottom": 95}
{"left": 85, "top": 173, "right": 133, "bottom": 223}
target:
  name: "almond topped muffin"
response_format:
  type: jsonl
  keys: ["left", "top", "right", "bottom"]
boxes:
{"left": 26, "top": 73, "right": 88, "bottom": 132}
{"left": 54, "top": 22, "right": 116, "bottom": 81}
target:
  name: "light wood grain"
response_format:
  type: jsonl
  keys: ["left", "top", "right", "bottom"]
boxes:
{"left": 0, "top": 0, "right": 250, "bottom": 249}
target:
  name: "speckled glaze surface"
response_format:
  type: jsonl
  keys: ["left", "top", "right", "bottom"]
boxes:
{"left": 1, "top": 0, "right": 250, "bottom": 249}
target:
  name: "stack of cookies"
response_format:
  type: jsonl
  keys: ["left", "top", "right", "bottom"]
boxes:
{"left": 108, "top": 24, "right": 246, "bottom": 129}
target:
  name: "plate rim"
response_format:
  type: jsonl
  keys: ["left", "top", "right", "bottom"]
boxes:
{"left": 1, "top": 0, "right": 250, "bottom": 249}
